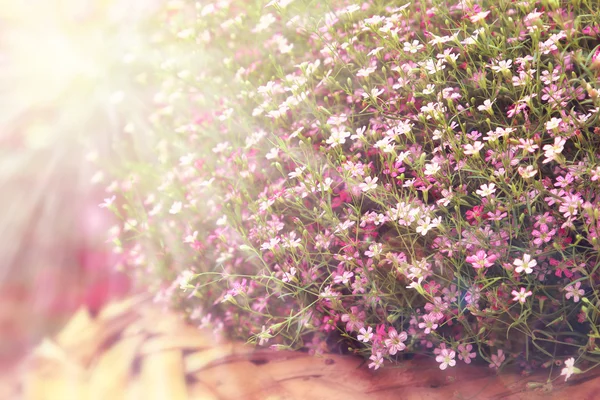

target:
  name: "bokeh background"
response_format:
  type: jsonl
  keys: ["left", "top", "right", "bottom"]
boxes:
{"left": 0, "top": 0, "right": 159, "bottom": 370}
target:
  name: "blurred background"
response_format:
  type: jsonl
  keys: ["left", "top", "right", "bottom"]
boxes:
{"left": 0, "top": 0, "right": 160, "bottom": 370}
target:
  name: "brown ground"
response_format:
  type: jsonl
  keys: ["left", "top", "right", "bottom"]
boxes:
{"left": 4, "top": 295, "right": 600, "bottom": 400}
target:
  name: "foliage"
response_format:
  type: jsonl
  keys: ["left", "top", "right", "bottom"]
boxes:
{"left": 101, "top": 0, "right": 600, "bottom": 380}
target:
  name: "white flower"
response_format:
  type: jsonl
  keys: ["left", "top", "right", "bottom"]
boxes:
{"left": 253, "top": 13, "right": 276, "bottom": 33}
{"left": 357, "top": 326, "right": 374, "bottom": 343}
{"left": 561, "top": 358, "right": 581, "bottom": 381}
{"left": 545, "top": 117, "right": 562, "bottom": 131}
{"left": 359, "top": 176, "right": 378, "bottom": 192}
{"left": 361, "top": 87, "right": 385, "bottom": 99}
{"left": 518, "top": 165, "right": 537, "bottom": 178}
{"left": 435, "top": 348, "right": 456, "bottom": 370}
{"left": 424, "top": 162, "right": 441, "bottom": 176}
{"left": 99, "top": 195, "right": 116, "bottom": 209}
{"left": 265, "top": 147, "right": 279, "bottom": 160}
{"left": 463, "top": 141, "right": 484, "bottom": 155}
{"left": 334, "top": 270, "right": 354, "bottom": 285}
{"left": 367, "top": 47, "right": 385, "bottom": 57}
{"left": 169, "top": 201, "right": 183, "bottom": 214}
{"left": 513, "top": 254, "right": 537, "bottom": 274}
{"left": 469, "top": 10, "right": 490, "bottom": 23}
{"left": 257, "top": 325, "right": 273, "bottom": 346}
{"left": 476, "top": 183, "right": 496, "bottom": 197}
{"left": 403, "top": 40, "right": 424, "bottom": 54}
{"left": 421, "top": 84, "right": 435, "bottom": 95}
{"left": 491, "top": 59, "right": 513, "bottom": 74}
{"left": 178, "top": 270, "right": 195, "bottom": 290}
{"left": 357, "top": 66, "right": 376, "bottom": 77}
{"left": 542, "top": 137, "right": 566, "bottom": 164}
{"left": 416, "top": 216, "right": 440, "bottom": 236}
{"left": 288, "top": 166, "right": 306, "bottom": 179}
{"left": 260, "top": 237, "right": 280, "bottom": 251}
{"left": 477, "top": 99, "right": 494, "bottom": 112}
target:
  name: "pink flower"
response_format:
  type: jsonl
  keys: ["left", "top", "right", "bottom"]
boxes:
{"left": 457, "top": 344, "right": 476, "bottom": 364}
{"left": 384, "top": 328, "right": 407, "bottom": 355}
{"left": 465, "top": 205, "right": 485, "bottom": 224}
{"left": 489, "top": 350, "right": 505, "bottom": 369}
{"left": 511, "top": 287, "right": 533, "bottom": 303}
{"left": 334, "top": 271, "right": 354, "bottom": 285}
{"left": 257, "top": 326, "right": 272, "bottom": 346}
{"left": 518, "top": 165, "right": 537, "bottom": 178}
{"left": 531, "top": 224, "right": 556, "bottom": 246}
{"left": 368, "top": 352, "right": 384, "bottom": 370}
{"left": 364, "top": 243, "right": 383, "bottom": 258}
{"left": 341, "top": 306, "right": 365, "bottom": 332}
{"left": 424, "top": 297, "right": 448, "bottom": 320}
{"left": 591, "top": 166, "right": 600, "bottom": 181}
{"left": 418, "top": 314, "right": 439, "bottom": 334}
{"left": 466, "top": 250, "right": 497, "bottom": 269}
{"left": 469, "top": 10, "right": 490, "bottom": 23}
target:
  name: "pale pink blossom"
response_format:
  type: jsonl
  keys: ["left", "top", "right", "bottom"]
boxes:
{"left": 435, "top": 348, "right": 456, "bottom": 370}
{"left": 357, "top": 326, "right": 374, "bottom": 343}
{"left": 511, "top": 287, "right": 533, "bottom": 303}
{"left": 513, "top": 254, "right": 537, "bottom": 274}
{"left": 463, "top": 141, "right": 484, "bottom": 155}
{"left": 457, "top": 344, "right": 476, "bottom": 364}
{"left": 489, "top": 350, "right": 505, "bottom": 369}
{"left": 368, "top": 352, "right": 384, "bottom": 370}
{"left": 565, "top": 281, "right": 585, "bottom": 302}
{"left": 359, "top": 176, "right": 378, "bottom": 192}
{"left": 476, "top": 183, "right": 496, "bottom": 197}
{"left": 385, "top": 329, "right": 407, "bottom": 355}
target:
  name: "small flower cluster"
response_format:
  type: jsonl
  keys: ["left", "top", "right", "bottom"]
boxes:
{"left": 100, "top": 0, "right": 600, "bottom": 379}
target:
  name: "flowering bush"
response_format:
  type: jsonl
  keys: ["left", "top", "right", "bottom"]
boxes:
{"left": 102, "top": 0, "right": 600, "bottom": 381}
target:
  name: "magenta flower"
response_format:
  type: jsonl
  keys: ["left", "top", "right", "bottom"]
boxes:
{"left": 531, "top": 224, "right": 556, "bottom": 246}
